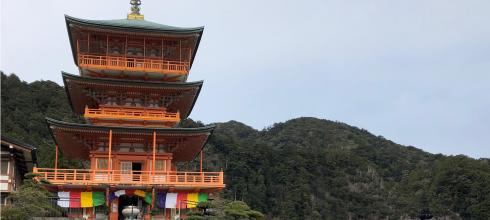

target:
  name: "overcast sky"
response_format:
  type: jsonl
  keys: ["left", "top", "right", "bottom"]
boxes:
{"left": 1, "top": 0, "right": 489, "bottom": 158}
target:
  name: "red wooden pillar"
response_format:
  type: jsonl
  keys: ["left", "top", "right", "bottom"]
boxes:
{"left": 108, "top": 130, "right": 113, "bottom": 170}
{"left": 152, "top": 131, "right": 156, "bottom": 176}
{"left": 200, "top": 150, "right": 203, "bottom": 172}
{"left": 55, "top": 145, "right": 59, "bottom": 169}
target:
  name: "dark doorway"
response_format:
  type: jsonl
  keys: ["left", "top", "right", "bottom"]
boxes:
{"left": 118, "top": 195, "right": 138, "bottom": 220}
{"left": 132, "top": 162, "right": 142, "bottom": 181}
{"left": 132, "top": 162, "right": 142, "bottom": 171}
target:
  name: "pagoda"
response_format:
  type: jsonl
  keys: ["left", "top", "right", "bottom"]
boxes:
{"left": 33, "top": 1, "right": 224, "bottom": 219}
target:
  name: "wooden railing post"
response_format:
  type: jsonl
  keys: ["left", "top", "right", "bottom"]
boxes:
{"left": 219, "top": 169, "right": 224, "bottom": 184}
{"left": 152, "top": 131, "right": 156, "bottom": 183}
{"left": 108, "top": 129, "right": 113, "bottom": 170}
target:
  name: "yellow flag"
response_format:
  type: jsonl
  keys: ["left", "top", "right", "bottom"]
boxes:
{"left": 187, "top": 193, "right": 199, "bottom": 208}
{"left": 134, "top": 189, "right": 146, "bottom": 198}
{"left": 80, "top": 192, "right": 93, "bottom": 207}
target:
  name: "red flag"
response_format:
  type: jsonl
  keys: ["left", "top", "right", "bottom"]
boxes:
{"left": 70, "top": 192, "right": 81, "bottom": 208}
{"left": 177, "top": 192, "right": 188, "bottom": 209}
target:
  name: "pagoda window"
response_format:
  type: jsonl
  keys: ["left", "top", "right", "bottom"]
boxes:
{"left": 124, "top": 98, "right": 142, "bottom": 107}
{"left": 162, "top": 96, "right": 174, "bottom": 107}
{"left": 77, "top": 32, "right": 89, "bottom": 54}
{"left": 147, "top": 98, "right": 159, "bottom": 108}
{"left": 157, "top": 144, "right": 166, "bottom": 153}
{"left": 155, "top": 160, "right": 166, "bottom": 171}
{"left": 145, "top": 38, "right": 162, "bottom": 58}
{"left": 107, "top": 36, "right": 126, "bottom": 56}
{"left": 96, "top": 158, "right": 108, "bottom": 170}
{"left": 118, "top": 147, "right": 130, "bottom": 152}
{"left": 127, "top": 46, "right": 144, "bottom": 57}
{"left": 106, "top": 96, "right": 118, "bottom": 106}
{"left": 95, "top": 145, "right": 105, "bottom": 152}
{"left": 80, "top": 33, "right": 108, "bottom": 55}
{"left": 127, "top": 37, "right": 145, "bottom": 57}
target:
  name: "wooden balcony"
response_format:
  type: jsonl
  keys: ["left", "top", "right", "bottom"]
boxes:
{"left": 78, "top": 54, "right": 190, "bottom": 75}
{"left": 33, "top": 168, "right": 224, "bottom": 189}
{"left": 84, "top": 106, "right": 180, "bottom": 124}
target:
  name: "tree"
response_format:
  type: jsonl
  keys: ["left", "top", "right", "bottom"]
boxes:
{"left": 223, "top": 201, "right": 264, "bottom": 220}
{"left": 1, "top": 173, "right": 61, "bottom": 220}
{"left": 185, "top": 200, "right": 264, "bottom": 220}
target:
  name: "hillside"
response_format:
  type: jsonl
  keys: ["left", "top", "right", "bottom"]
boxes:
{"left": 1, "top": 72, "right": 490, "bottom": 220}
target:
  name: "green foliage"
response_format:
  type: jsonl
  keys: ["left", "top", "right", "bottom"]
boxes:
{"left": 0, "top": 173, "right": 61, "bottom": 220}
{"left": 2, "top": 73, "right": 490, "bottom": 220}
{"left": 1, "top": 72, "right": 83, "bottom": 168}
{"left": 186, "top": 200, "right": 263, "bottom": 220}
{"left": 197, "top": 118, "right": 490, "bottom": 219}
{"left": 223, "top": 201, "right": 264, "bottom": 220}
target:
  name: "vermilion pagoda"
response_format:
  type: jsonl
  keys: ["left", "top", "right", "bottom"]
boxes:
{"left": 33, "top": 1, "right": 224, "bottom": 219}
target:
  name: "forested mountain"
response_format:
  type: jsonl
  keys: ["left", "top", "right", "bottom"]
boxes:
{"left": 2, "top": 72, "right": 490, "bottom": 220}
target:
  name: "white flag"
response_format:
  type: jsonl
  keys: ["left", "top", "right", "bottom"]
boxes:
{"left": 165, "top": 193, "right": 178, "bottom": 208}
{"left": 57, "top": 191, "right": 70, "bottom": 208}
{"left": 115, "top": 190, "right": 126, "bottom": 197}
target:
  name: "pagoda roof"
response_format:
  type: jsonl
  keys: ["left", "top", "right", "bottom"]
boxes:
{"left": 46, "top": 118, "right": 214, "bottom": 162}
{"left": 65, "top": 15, "right": 204, "bottom": 34}
{"left": 65, "top": 15, "right": 204, "bottom": 68}
{"left": 62, "top": 72, "right": 202, "bottom": 119}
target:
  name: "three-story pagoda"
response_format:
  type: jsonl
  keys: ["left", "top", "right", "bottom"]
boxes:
{"left": 33, "top": 2, "right": 224, "bottom": 219}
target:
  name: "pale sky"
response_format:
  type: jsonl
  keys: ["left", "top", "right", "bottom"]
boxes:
{"left": 1, "top": 0, "right": 489, "bottom": 158}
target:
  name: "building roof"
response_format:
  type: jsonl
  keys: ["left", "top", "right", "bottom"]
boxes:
{"left": 1, "top": 136, "right": 38, "bottom": 174}
{"left": 65, "top": 15, "right": 204, "bottom": 34}
{"left": 62, "top": 72, "right": 203, "bottom": 119}
{"left": 46, "top": 118, "right": 214, "bottom": 162}
{"left": 1, "top": 136, "right": 36, "bottom": 151}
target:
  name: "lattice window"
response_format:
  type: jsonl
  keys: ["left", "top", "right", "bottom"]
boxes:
{"left": 96, "top": 158, "right": 108, "bottom": 170}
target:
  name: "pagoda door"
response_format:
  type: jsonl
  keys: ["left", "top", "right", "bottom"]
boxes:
{"left": 120, "top": 161, "right": 132, "bottom": 183}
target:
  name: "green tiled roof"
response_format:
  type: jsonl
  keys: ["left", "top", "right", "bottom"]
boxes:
{"left": 65, "top": 15, "right": 204, "bottom": 34}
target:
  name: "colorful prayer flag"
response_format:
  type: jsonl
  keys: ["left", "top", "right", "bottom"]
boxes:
{"left": 57, "top": 191, "right": 104, "bottom": 208}
{"left": 165, "top": 193, "right": 178, "bottom": 208}
{"left": 157, "top": 192, "right": 166, "bottom": 209}
{"left": 177, "top": 192, "right": 187, "bottom": 209}
{"left": 80, "top": 192, "right": 93, "bottom": 207}
{"left": 92, "top": 192, "right": 105, "bottom": 206}
{"left": 187, "top": 193, "right": 198, "bottom": 208}
{"left": 114, "top": 190, "right": 126, "bottom": 197}
{"left": 57, "top": 192, "right": 70, "bottom": 208}
{"left": 134, "top": 189, "right": 146, "bottom": 197}
{"left": 144, "top": 193, "right": 152, "bottom": 204}
{"left": 198, "top": 193, "right": 208, "bottom": 203}
{"left": 70, "top": 192, "right": 81, "bottom": 208}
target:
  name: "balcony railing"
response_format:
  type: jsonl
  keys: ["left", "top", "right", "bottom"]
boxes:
{"left": 78, "top": 54, "right": 190, "bottom": 74}
{"left": 84, "top": 106, "right": 180, "bottom": 122}
{"left": 33, "top": 168, "right": 224, "bottom": 188}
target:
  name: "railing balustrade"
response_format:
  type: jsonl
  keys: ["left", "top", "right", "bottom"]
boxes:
{"left": 78, "top": 54, "right": 190, "bottom": 74}
{"left": 84, "top": 106, "right": 180, "bottom": 122}
{"left": 33, "top": 168, "right": 224, "bottom": 187}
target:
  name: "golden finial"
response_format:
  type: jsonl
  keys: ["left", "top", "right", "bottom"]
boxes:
{"left": 128, "top": 0, "right": 144, "bottom": 20}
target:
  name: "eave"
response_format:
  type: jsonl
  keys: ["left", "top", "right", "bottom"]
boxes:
{"left": 46, "top": 118, "right": 214, "bottom": 162}
{"left": 62, "top": 72, "right": 203, "bottom": 119}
